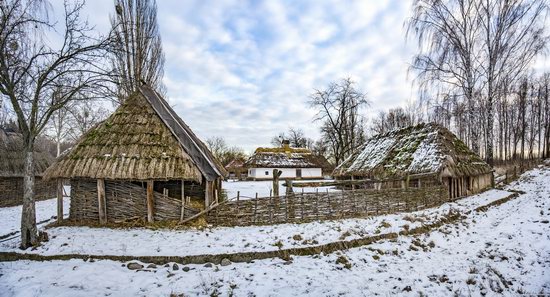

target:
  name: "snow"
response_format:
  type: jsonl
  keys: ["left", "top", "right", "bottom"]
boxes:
{"left": 0, "top": 186, "right": 512, "bottom": 257}
{"left": 0, "top": 165, "right": 548, "bottom": 296}
{"left": 223, "top": 179, "right": 338, "bottom": 199}
{"left": 0, "top": 197, "right": 70, "bottom": 238}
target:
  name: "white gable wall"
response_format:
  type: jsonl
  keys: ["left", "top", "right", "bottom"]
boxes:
{"left": 248, "top": 168, "right": 322, "bottom": 180}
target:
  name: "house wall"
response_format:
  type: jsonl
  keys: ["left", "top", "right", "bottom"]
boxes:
{"left": 0, "top": 177, "right": 56, "bottom": 207}
{"left": 248, "top": 168, "right": 323, "bottom": 180}
{"left": 69, "top": 179, "right": 200, "bottom": 222}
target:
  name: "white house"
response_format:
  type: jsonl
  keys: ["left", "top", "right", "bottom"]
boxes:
{"left": 245, "top": 140, "right": 329, "bottom": 180}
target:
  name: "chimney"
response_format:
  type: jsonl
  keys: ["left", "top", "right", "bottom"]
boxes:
{"left": 281, "top": 139, "right": 290, "bottom": 150}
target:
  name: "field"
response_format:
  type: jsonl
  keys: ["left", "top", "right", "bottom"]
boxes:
{"left": 0, "top": 165, "right": 548, "bottom": 296}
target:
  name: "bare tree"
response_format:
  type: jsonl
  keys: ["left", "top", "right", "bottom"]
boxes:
{"left": 110, "top": 0, "right": 165, "bottom": 99}
{"left": 0, "top": 0, "right": 111, "bottom": 248}
{"left": 206, "top": 136, "right": 246, "bottom": 166}
{"left": 271, "top": 127, "right": 313, "bottom": 148}
{"left": 370, "top": 107, "right": 414, "bottom": 135}
{"left": 406, "top": 0, "right": 549, "bottom": 165}
{"left": 310, "top": 78, "right": 368, "bottom": 165}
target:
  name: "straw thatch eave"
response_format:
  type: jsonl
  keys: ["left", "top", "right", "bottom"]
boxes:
{"left": 333, "top": 123, "right": 492, "bottom": 179}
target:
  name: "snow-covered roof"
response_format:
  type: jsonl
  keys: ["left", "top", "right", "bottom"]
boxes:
{"left": 334, "top": 123, "right": 492, "bottom": 179}
{"left": 245, "top": 147, "right": 329, "bottom": 169}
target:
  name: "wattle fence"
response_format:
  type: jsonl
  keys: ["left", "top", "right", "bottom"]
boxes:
{"left": 207, "top": 186, "right": 448, "bottom": 226}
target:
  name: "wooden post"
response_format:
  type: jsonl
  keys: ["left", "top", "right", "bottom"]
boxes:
{"left": 273, "top": 169, "right": 281, "bottom": 197}
{"left": 205, "top": 180, "right": 213, "bottom": 208}
{"left": 253, "top": 193, "right": 258, "bottom": 224}
{"left": 147, "top": 180, "right": 154, "bottom": 223}
{"left": 56, "top": 179, "right": 63, "bottom": 223}
{"left": 285, "top": 179, "right": 294, "bottom": 195}
{"left": 351, "top": 176, "right": 356, "bottom": 190}
{"left": 97, "top": 179, "right": 107, "bottom": 224}
{"left": 180, "top": 181, "right": 185, "bottom": 222}
{"left": 237, "top": 191, "right": 240, "bottom": 201}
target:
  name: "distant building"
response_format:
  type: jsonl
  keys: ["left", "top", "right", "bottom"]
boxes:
{"left": 225, "top": 158, "right": 248, "bottom": 180}
{"left": 333, "top": 123, "right": 494, "bottom": 199}
{"left": 0, "top": 128, "right": 56, "bottom": 207}
{"left": 245, "top": 140, "right": 330, "bottom": 180}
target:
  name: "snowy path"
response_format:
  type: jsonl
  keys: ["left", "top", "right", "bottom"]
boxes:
{"left": 0, "top": 165, "right": 548, "bottom": 296}
{"left": 0, "top": 188, "right": 512, "bottom": 257}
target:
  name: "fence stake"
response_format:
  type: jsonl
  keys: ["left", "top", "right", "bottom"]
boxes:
{"left": 301, "top": 189, "right": 305, "bottom": 220}
{"left": 253, "top": 193, "right": 258, "bottom": 224}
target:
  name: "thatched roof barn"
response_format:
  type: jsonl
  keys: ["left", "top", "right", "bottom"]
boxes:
{"left": 334, "top": 123, "right": 493, "bottom": 199}
{"left": 225, "top": 158, "right": 247, "bottom": 180}
{"left": 44, "top": 85, "right": 227, "bottom": 224}
{"left": 0, "top": 128, "right": 56, "bottom": 207}
{"left": 245, "top": 140, "right": 331, "bottom": 180}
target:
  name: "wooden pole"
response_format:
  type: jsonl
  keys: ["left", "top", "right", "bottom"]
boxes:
{"left": 237, "top": 191, "right": 240, "bottom": 201}
{"left": 205, "top": 180, "right": 213, "bottom": 208}
{"left": 97, "top": 179, "right": 107, "bottom": 224}
{"left": 273, "top": 169, "right": 281, "bottom": 197}
{"left": 56, "top": 179, "right": 63, "bottom": 223}
{"left": 147, "top": 180, "right": 154, "bottom": 223}
{"left": 180, "top": 180, "right": 185, "bottom": 222}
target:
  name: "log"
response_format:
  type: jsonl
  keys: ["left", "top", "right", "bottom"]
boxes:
{"left": 56, "top": 179, "right": 63, "bottom": 223}
{"left": 97, "top": 179, "right": 107, "bottom": 224}
{"left": 147, "top": 180, "right": 154, "bottom": 223}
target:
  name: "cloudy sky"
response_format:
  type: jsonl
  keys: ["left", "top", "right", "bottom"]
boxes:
{"left": 79, "top": 0, "right": 422, "bottom": 152}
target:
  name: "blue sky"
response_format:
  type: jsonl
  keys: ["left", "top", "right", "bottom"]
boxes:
{"left": 80, "top": 0, "right": 423, "bottom": 152}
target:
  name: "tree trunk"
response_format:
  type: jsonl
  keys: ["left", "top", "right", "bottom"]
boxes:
{"left": 20, "top": 145, "right": 37, "bottom": 249}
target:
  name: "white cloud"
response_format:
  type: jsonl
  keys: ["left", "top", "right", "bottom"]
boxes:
{"left": 80, "top": 0, "right": 423, "bottom": 153}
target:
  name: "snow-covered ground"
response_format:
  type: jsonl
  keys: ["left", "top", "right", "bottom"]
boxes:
{"left": 0, "top": 187, "right": 512, "bottom": 257}
{"left": 0, "top": 165, "right": 548, "bottom": 296}
{"left": 223, "top": 179, "right": 338, "bottom": 199}
{"left": 0, "top": 197, "right": 70, "bottom": 237}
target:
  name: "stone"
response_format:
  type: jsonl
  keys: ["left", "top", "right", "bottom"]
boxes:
{"left": 204, "top": 263, "right": 213, "bottom": 268}
{"left": 220, "top": 258, "right": 231, "bottom": 266}
{"left": 182, "top": 266, "right": 190, "bottom": 272}
{"left": 172, "top": 263, "right": 179, "bottom": 270}
{"left": 127, "top": 262, "right": 144, "bottom": 270}
{"left": 147, "top": 264, "right": 157, "bottom": 269}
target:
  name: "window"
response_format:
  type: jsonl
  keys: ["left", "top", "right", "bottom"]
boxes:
{"left": 265, "top": 171, "right": 269, "bottom": 176}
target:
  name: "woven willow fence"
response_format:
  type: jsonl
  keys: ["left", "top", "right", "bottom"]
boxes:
{"left": 207, "top": 186, "right": 447, "bottom": 226}
{"left": 0, "top": 177, "right": 56, "bottom": 207}
{"left": 70, "top": 179, "right": 199, "bottom": 222}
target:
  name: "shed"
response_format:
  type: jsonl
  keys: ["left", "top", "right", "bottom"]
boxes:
{"left": 225, "top": 158, "right": 247, "bottom": 180}
{"left": 0, "top": 128, "right": 56, "bottom": 207}
{"left": 44, "top": 85, "right": 227, "bottom": 224}
{"left": 333, "top": 123, "right": 493, "bottom": 199}
{"left": 245, "top": 140, "right": 331, "bottom": 180}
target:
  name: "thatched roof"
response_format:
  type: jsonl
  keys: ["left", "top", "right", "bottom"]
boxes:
{"left": 44, "top": 86, "right": 226, "bottom": 182}
{"left": 333, "top": 123, "right": 492, "bottom": 179}
{"left": 245, "top": 146, "right": 330, "bottom": 169}
{"left": 0, "top": 129, "right": 54, "bottom": 177}
{"left": 225, "top": 158, "right": 246, "bottom": 170}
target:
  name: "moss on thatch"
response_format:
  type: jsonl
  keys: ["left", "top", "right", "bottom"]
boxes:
{"left": 43, "top": 92, "right": 203, "bottom": 181}
{"left": 0, "top": 129, "right": 54, "bottom": 177}
{"left": 334, "top": 123, "right": 492, "bottom": 179}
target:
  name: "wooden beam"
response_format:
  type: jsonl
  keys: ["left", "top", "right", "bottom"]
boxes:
{"left": 180, "top": 180, "right": 185, "bottom": 222}
{"left": 147, "top": 180, "right": 154, "bottom": 223}
{"left": 56, "top": 179, "right": 63, "bottom": 223}
{"left": 97, "top": 179, "right": 107, "bottom": 224}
